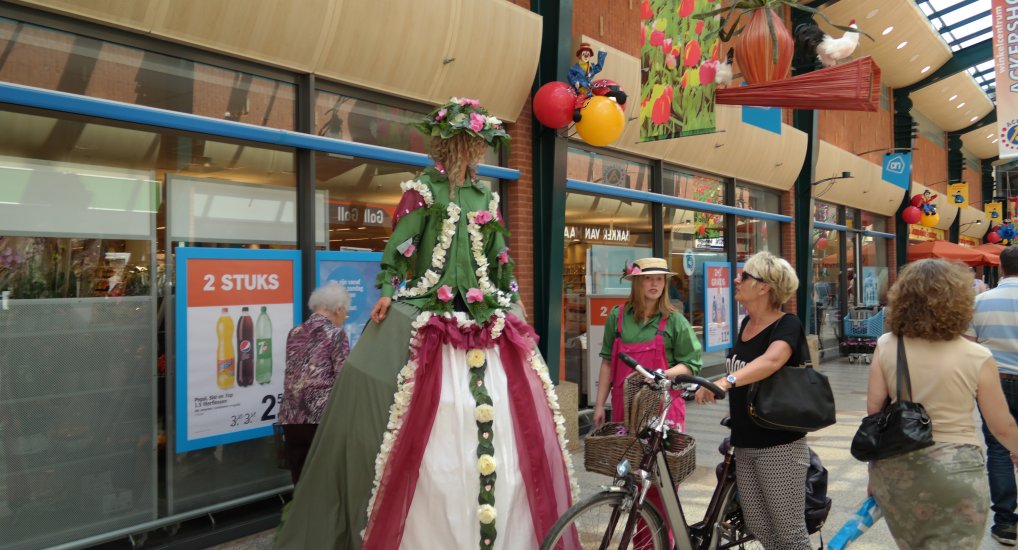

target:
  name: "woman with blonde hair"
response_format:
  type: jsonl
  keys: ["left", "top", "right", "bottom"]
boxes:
{"left": 866, "top": 259, "right": 1018, "bottom": 549}
{"left": 696, "top": 250, "right": 811, "bottom": 549}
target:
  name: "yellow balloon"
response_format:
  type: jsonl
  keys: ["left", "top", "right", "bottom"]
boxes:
{"left": 575, "top": 96, "right": 626, "bottom": 147}
{"left": 919, "top": 211, "right": 939, "bottom": 227}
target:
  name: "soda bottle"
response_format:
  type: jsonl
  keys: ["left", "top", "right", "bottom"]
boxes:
{"left": 215, "top": 307, "right": 235, "bottom": 389}
{"left": 255, "top": 306, "right": 272, "bottom": 385}
{"left": 236, "top": 306, "right": 255, "bottom": 387}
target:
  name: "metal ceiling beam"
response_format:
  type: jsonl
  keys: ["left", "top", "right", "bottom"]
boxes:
{"left": 902, "top": 38, "right": 992, "bottom": 94}
{"left": 949, "top": 28, "right": 992, "bottom": 48}
{"left": 938, "top": 8, "right": 990, "bottom": 35}
{"left": 927, "top": 0, "right": 981, "bottom": 21}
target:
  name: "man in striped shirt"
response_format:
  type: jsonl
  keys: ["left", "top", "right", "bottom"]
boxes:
{"left": 968, "top": 246, "right": 1018, "bottom": 545}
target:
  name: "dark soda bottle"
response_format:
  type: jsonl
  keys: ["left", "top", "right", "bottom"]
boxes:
{"left": 236, "top": 306, "right": 254, "bottom": 387}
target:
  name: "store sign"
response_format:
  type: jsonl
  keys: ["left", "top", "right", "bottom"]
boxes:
{"left": 908, "top": 225, "right": 945, "bottom": 242}
{"left": 317, "top": 250, "right": 382, "bottom": 349}
{"left": 564, "top": 225, "right": 632, "bottom": 243}
{"left": 331, "top": 202, "right": 393, "bottom": 227}
{"left": 959, "top": 235, "right": 981, "bottom": 247}
{"left": 694, "top": 237, "right": 725, "bottom": 249}
{"left": 881, "top": 152, "right": 912, "bottom": 189}
{"left": 175, "top": 247, "right": 301, "bottom": 452}
{"left": 992, "top": 0, "right": 1018, "bottom": 159}
{"left": 703, "top": 262, "right": 733, "bottom": 352}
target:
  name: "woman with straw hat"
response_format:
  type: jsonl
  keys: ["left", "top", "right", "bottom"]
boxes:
{"left": 594, "top": 257, "right": 702, "bottom": 430}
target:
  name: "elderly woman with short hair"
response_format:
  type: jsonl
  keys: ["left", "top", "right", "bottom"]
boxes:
{"left": 868, "top": 259, "right": 1018, "bottom": 549}
{"left": 278, "top": 280, "right": 351, "bottom": 484}
{"left": 696, "top": 251, "right": 811, "bottom": 549}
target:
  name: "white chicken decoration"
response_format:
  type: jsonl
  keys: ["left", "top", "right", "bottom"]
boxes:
{"left": 817, "top": 19, "right": 859, "bottom": 67}
{"left": 715, "top": 48, "right": 735, "bottom": 86}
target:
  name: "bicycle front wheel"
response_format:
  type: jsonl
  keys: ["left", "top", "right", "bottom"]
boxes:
{"left": 540, "top": 490, "right": 668, "bottom": 550}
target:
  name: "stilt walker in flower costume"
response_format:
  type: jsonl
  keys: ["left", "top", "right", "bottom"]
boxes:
{"left": 274, "top": 98, "right": 577, "bottom": 550}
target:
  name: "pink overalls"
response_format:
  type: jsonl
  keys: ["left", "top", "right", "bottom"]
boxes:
{"left": 609, "top": 309, "right": 687, "bottom": 430}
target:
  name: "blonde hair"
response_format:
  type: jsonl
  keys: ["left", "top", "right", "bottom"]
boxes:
{"left": 886, "top": 259, "right": 973, "bottom": 340}
{"left": 627, "top": 275, "right": 677, "bottom": 323}
{"left": 743, "top": 251, "right": 798, "bottom": 309}
{"left": 430, "top": 134, "right": 488, "bottom": 189}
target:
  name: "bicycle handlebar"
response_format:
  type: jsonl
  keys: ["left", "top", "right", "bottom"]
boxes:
{"left": 618, "top": 352, "right": 726, "bottom": 399}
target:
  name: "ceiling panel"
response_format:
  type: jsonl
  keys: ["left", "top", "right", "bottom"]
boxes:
{"left": 910, "top": 71, "right": 993, "bottom": 132}
{"left": 960, "top": 123, "right": 999, "bottom": 159}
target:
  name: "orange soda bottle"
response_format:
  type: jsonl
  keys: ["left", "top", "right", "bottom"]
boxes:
{"left": 216, "top": 307, "right": 236, "bottom": 389}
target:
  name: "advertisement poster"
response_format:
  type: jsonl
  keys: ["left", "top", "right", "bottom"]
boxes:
{"left": 992, "top": 0, "right": 1018, "bottom": 159}
{"left": 640, "top": 0, "right": 720, "bottom": 141}
{"left": 703, "top": 261, "right": 732, "bottom": 352}
{"left": 948, "top": 182, "right": 969, "bottom": 208}
{"left": 585, "top": 295, "right": 629, "bottom": 406}
{"left": 316, "top": 250, "right": 383, "bottom": 349}
{"left": 986, "top": 201, "right": 1003, "bottom": 223}
{"left": 175, "top": 247, "right": 301, "bottom": 452}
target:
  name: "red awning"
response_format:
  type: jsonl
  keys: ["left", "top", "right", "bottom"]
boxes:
{"left": 907, "top": 240, "right": 988, "bottom": 267}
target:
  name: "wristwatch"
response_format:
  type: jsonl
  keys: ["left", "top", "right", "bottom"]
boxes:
{"left": 725, "top": 374, "right": 737, "bottom": 389}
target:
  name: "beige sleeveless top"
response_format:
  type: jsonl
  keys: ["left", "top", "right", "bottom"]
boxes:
{"left": 875, "top": 333, "right": 993, "bottom": 447}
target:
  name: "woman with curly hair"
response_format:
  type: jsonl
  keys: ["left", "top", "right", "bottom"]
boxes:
{"left": 867, "top": 259, "right": 1018, "bottom": 549}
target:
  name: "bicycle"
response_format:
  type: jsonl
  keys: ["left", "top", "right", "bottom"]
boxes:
{"left": 541, "top": 352, "right": 755, "bottom": 550}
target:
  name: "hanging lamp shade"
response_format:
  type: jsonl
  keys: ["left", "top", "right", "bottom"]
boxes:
{"left": 735, "top": 8, "right": 793, "bottom": 84}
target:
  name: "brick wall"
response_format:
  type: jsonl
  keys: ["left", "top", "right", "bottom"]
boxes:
{"left": 964, "top": 164, "right": 982, "bottom": 207}
{"left": 913, "top": 134, "right": 948, "bottom": 191}
{"left": 573, "top": 0, "right": 641, "bottom": 56}
{"left": 781, "top": 189, "right": 798, "bottom": 315}
{"left": 817, "top": 103, "right": 893, "bottom": 164}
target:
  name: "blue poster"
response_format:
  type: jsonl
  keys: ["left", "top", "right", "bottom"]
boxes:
{"left": 742, "top": 105, "right": 782, "bottom": 135}
{"left": 881, "top": 152, "right": 912, "bottom": 189}
{"left": 316, "top": 250, "right": 383, "bottom": 349}
{"left": 174, "top": 247, "right": 302, "bottom": 452}
{"left": 703, "top": 261, "right": 733, "bottom": 352}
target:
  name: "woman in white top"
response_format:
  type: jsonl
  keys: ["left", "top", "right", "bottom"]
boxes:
{"left": 867, "top": 259, "right": 1018, "bottom": 549}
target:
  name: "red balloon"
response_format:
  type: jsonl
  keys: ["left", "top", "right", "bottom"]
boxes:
{"left": 901, "top": 205, "right": 922, "bottom": 225}
{"left": 533, "top": 82, "right": 577, "bottom": 129}
{"left": 815, "top": 237, "right": 828, "bottom": 250}
{"left": 987, "top": 231, "right": 1002, "bottom": 244}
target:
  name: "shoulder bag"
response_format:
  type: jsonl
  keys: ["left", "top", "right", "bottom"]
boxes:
{"left": 746, "top": 315, "right": 837, "bottom": 432}
{"left": 850, "top": 335, "right": 934, "bottom": 461}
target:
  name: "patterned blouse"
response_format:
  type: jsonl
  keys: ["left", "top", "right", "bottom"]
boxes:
{"left": 279, "top": 313, "right": 350, "bottom": 425}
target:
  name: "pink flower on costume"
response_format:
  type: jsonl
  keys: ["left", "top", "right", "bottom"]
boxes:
{"left": 469, "top": 112, "right": 486, "bottom": 132}
{"left": 402, "top": 244, "right": 416, "bottom": 257}
{"left": 435, "top": 162, "right": 446, "bottom": 174}
{"left": 497, "top": 248, "right": 510, "bottom": 265}
{"left": 437, "top": 285, "right": 454, "bottom": 302}
{"left": 473, "top": 210, "right": 494, "bottom": 225}
{"left": 435, "top": 108, "right": 447, "bottom": 121}
{"left": 509, "top": 280, "right": 519, "bottom": 293}
{"left": 461, "top": 98, "right": 481, "bottom": 107}
{"left": 466, "top": 288, "right": 485, "bottom": 303}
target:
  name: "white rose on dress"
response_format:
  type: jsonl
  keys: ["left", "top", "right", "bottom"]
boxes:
{"left": 478, "top": 454, "right": 497, "bottom": 476}
{"left": 477, "top": 504, "right": 497, "bottom": 525}
{"left": 474, "top": 404, "right": 495, "bottom": 423}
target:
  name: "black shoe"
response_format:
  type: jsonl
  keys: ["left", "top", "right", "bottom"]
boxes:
{"left": 992, "top": 525, "right": 1017, "bottom": 546}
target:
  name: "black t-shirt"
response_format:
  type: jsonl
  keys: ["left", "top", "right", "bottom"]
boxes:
{"left": 725, "top": 313, "right": 806, "bottom": 448}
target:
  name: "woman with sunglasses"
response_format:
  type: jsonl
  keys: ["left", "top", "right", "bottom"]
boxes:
{"left": 696, "top": 251, "right": 811, "bottom": 549}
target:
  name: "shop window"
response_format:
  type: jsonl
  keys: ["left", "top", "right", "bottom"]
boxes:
{"left": 567, "top": 147, "right": 651, "bottom": 191}
{"left": 665, "top": 169, "right": 725, "bottom": 204}
{"left": 561, "top": 191, "right": 653, "bottom": 405}
{"left": 813, "top": 200, "right": 838, "bottom": 224}
{"left": 664, "top": 206, "right": 728, "bottom": 370}
{"left": 734, "top": 184, "right": 781, "bottom": 260}
{"left": 811, "top": 227, "right": 842, "bottom": 350}
{"left": 0, "top": 16, "right": 296, "bottom": 130}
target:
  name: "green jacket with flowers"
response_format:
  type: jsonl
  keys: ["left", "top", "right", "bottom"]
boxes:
{"left": 376, "top": 167, "right": 518, "bottom": 323}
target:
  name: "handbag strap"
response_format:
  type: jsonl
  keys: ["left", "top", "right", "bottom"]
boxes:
{"left": 770, "top": 314, "right": 812, "bottom": 368}
{"left": 895, "top": 334, "right": 914, "bottom": 402}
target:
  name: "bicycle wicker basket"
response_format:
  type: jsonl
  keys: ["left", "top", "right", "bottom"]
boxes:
{"left": 584, "top": 376, "right": 696, "bottom": 483}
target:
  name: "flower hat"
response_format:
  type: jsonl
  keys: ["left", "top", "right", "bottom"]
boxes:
{"left": 623, "top": 257, "right": 677, "bottom": 280}
{"left": 414, "top": 97, "right": 510, "bottom": 149}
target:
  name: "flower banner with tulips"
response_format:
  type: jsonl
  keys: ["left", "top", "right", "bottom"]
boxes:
{"left": 640, "top": 0, "right": 720, "bottom": 142}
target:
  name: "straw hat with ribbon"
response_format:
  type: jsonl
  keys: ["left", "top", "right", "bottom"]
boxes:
{"left": 623, "top": 257, "right": 677, "bottom": 280}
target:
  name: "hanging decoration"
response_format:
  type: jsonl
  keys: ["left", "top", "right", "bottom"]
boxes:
{"left": 919, "top": 211, "right": 940, "bottom": 228}
{"left": 901, "top": 205, "right": 922, "bottom": 225}
{"left": 575, "top": 96, "right": 626, "bottom": 146}
{"left": 910, "top": 190, "right": 938, "bottom": 228}
{"left": 533, "top": 82, "right": 578, "bottom": 129}
{"left": 640, "top": 0, "right": 721, "bottom": 142}
{"left": 734, "top": 7, "right": 793, "bottom": 84}
{"left": 987, "top": 230, "right": 1003, "bottom": 244}
{"left": 993, "top": 218, "right": 1016, "bottom": 245}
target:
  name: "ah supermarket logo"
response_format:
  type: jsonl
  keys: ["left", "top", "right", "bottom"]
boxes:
{"left": 885, "top": 154, "right": 905, "bottom": 174}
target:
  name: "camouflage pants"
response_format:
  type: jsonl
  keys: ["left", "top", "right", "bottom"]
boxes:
{"left": 869, "top": 443, "right": 988, "bottom": 550}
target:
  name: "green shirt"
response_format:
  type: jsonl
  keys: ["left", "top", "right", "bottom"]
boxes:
{"left": 599, "top": 305, "right": 702, "bottom": 375}
{"left": 376, "top": 168, "right": 518, "bottom": 322}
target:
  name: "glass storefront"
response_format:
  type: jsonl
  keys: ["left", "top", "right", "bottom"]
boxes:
{"left": 735, "top": 184, "right": 781, "bottom": 259}
{"left": 812, "top": 200, "right": 841, "bottom": 352}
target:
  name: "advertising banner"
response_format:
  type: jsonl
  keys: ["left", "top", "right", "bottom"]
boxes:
{"left": 948, "top": 182, "right": 969, "bottom": 208}
{"left": 316, "top": 250, "right": 383, "bottom": 349}
{"left": 742, "top": 105, "right": 782, "bottom": 135}
{"left": 959, "top": 235, "right": 981, "bottom": 247}
{"left": 908, "top": 225, "right": 946, "bottom": 242}
{"left": 703, "top": 262, "right": 732, "bottom": 352}
{"left": 880, "top": 152, "right": 912, "bottom": 190}
{"left": 986, "top": 200, "right": 1004, "bottom": 223}
{"left": 992, "top": 0, "right": 1018, "bottom": 158}
{"left": 640, "top": 0, "right": 720, "bottom": 142}
{"left": 175, "top": 247, "right": 301, "bottom": 452}
{"left": 585, "top": 295, "right": 629, "bottom": 406}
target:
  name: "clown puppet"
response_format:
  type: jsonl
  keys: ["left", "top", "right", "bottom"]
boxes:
{"left": 567, "top": 42, "right": 608, "bottom": 121}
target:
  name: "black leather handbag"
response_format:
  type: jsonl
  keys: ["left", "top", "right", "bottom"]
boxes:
{"left": 746, "top": 316, "right": 837, "bottom": 433}
{"left": 850, "top": 335, "right": 934, "bottom": 462}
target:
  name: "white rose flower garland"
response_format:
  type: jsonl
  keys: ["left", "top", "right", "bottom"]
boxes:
{"left": 468, "top": 347, "right": 498, "bottom": 550}
{"left": 528, "top": 350, "right": 580, "bottom": 498}
{"left": 466, "top": 193, "right": 513, "bottom": 309}
{"left": 395, "top": 201, "right": 460, "bottom": 300}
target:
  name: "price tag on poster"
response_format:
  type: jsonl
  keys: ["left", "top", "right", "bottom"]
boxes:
{"left": 316, "top": 250, "right": 383, "bottom": 349}
{"left": 703, "top": 262, "right": 733, "bottom": 352}
{"left": 175, "top": 247, "right": 301, "bottom": 452}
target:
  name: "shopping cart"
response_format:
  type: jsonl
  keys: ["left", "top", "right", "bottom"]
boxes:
{"left": 841, "top": 307, "right": 884, "bottom": 364}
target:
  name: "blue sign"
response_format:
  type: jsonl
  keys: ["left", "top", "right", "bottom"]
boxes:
{"left": 742, "top": 105, "right": 782, "bottom": 135}
{"left": 316, "top": 250, "right": 383, "bottom": 349}
{"left": 881, "top": 152, "right": 912, "bottom": 189}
